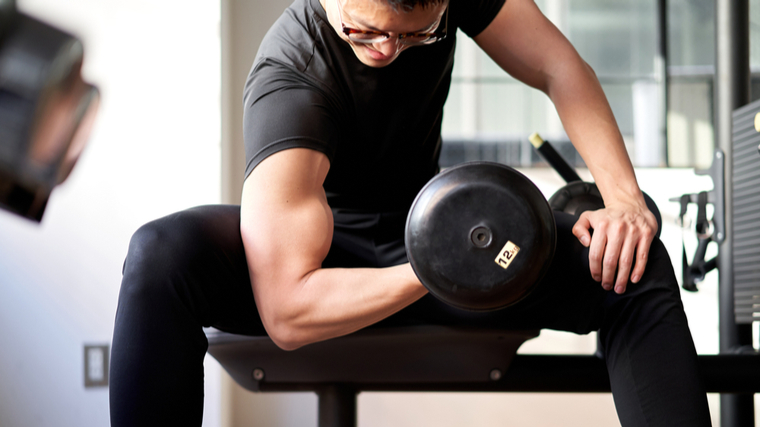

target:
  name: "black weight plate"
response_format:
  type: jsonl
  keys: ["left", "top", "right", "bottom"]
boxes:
{"left": 405, "top": 162, "right": 557, "bottom": 311}
{"left": 549, "top": 181, "right": 662, "bottom": 239}
{"left": 548, "top": 181, "right": 604, "bottom": 216}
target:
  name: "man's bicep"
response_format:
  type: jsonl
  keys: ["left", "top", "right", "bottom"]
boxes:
{"left": 240, "top": 148, "right": 333, "bottom": 298}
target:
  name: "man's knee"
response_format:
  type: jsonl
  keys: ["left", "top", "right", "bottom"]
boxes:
{"left": 118, "top": 220, "right": 181, "bottom": 307}
{"left": 125, "top": 205, "right": 241, "bottom": 271}
{"left": 630, "top": 237, "right": 681, "bottom": 296}
{"left": 119, "top": 205, "right": 246, "bottom": 305}
{"left": 602, "top": 237, "right": 686, "bottom": 328}
{"left": 119, "top": 210, "right": 217, "bottom": 302}
{"left": 126, "top": 216, "right": 191, "bottom": 273}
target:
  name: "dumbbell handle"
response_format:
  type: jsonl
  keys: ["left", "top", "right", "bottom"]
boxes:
{"left": 529, "top": 133, "right": 582, "bottom": 184}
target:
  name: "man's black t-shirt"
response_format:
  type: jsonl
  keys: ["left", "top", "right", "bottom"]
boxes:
{"left": 243, "top": 0, "right": 505, "bottom": 212}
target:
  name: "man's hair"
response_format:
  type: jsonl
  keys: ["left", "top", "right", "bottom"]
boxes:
{"left": 384, "top": 0, "right": 447, "bottom": 12}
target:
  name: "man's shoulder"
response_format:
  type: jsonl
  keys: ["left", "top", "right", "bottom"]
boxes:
{"left": 247, "top": 0, "right": 348, "bottom": 108}
{"left": 255, "top": 1, "right": 319, "bottom": 73}
{"left": 254, "top": 0, "right": 344, "bottom": 79}
{"left": 449, "top": 0, "right": 507, "bottom": 38}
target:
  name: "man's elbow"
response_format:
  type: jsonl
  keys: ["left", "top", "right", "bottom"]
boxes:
{"left": 268, "top": 325, "right": 307, "bottom": 351}
{"left": 260, "top": 308, "right": 312, "bottom": 351}
{"left": 545, "top": 60, "right": 599, "bottom": 99}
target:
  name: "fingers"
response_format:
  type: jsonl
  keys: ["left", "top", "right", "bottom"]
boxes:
{"left": 580, "top": 208, "right": 656, "bottom": 294}
{"left": 584, "top": 213, "right": 607, "bottom": 287}
{"left": 613, "top": 235, "right": 637, "bottom": 293}
{"left": 593, "top": 218, "right": 627, "bottom": 292}
{"left": 572, "top": 215, "right": 592, "bottom": 247}
{"left": 630, "top": 232, "right": 653, "bottom": 284}
{"left": 602, "top": 230, "right": 624, "bottom": 292}
{"left": 576, "top": 212, "right": 610, "bottom": 289}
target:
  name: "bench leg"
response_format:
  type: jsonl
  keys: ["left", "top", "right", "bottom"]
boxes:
{"left": 317, "top": 385, "right": 357, "bottom": 427}
{"left": 720, "top": 394, "right": 755, "bottom": 427}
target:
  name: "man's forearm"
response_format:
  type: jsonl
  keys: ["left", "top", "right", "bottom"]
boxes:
{"left": 252, "top": 263, "right": 427, "bottom": 351}
{"left": 546, "top": 61, "right": 645, "bottom": 206}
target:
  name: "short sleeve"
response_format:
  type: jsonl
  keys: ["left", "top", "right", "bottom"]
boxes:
{"left": 452, "top": 0, "right": 507, "bottom": 38}
{"left": 243, "top": 60, "right": 342, "bottom": 179}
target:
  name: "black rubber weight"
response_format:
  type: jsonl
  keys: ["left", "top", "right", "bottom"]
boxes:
{"left": 548, "top": 181, "right": 662, "bottom": 239}
{"left": 405, "top": 162, "right": 557, "bottom": 311}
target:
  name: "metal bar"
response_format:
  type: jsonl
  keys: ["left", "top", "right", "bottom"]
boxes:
{"left": 715, "top": 0, "right": 753, "bottom": 424}
{"left": 533, "top": 139, "right": 582, "bottom": 183}
{"left": 698, "top": 150, "right": 727, "bottom": 243}
{"left": 255, "top": 354, "right": 760, "bottom": 394}
{"left": 657, "top": 0, "right": 669, "bottom": 165}
{"left": 317, "top": 385, "right": 357, "bottom": 427}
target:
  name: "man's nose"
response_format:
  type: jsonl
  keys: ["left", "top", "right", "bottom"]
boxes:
{"left": 374, "top": 37, "right": 401, "bottom": 56}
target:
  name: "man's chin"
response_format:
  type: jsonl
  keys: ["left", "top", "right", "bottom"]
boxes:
{"left": 352, "top": 45, "right": 400, "bottom": 68}
{"left": 359, "top": 56, "right": 397, "bottom": 68}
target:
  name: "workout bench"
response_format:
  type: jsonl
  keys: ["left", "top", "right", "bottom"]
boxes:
{"left": 207, "top": 324, "right": 760, "bottom": 427}
{"left": 206, "top": 326, "right": 540, "bottom": 427}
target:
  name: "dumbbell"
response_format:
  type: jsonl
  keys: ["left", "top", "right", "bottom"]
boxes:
{"left": 529, "top": 133, "right": 662, "bottom": 238}
{"left": 405, "top": 161, "right": 556, "bottom": 311}
{"left": 405, "top": 137, "right": 663, "bottom": 312}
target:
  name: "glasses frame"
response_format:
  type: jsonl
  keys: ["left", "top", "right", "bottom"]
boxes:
{"left": 336, "top": 0, "right": 448, "bottom": 46}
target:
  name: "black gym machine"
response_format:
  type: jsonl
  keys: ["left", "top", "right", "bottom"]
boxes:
{"left": 710, "top": 1, "right": 758, "bottom": 425}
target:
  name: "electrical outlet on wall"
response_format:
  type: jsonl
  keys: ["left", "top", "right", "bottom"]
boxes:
{"left": 84, "top": 344, "right": 109, "bottom": 388}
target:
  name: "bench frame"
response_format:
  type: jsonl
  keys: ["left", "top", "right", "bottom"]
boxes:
{"left": 206, "top": 327, "right": 760, "bottom": 427}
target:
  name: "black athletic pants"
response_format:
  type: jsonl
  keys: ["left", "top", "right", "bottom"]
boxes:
{"left": 109, "top": 204, "right": 711, "bottom": 426}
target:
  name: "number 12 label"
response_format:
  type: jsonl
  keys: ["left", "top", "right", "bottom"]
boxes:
{"left": 495, "top": 241, "right": 520, "bottom": 270}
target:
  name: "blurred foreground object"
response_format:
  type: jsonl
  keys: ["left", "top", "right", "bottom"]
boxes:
{"left": 0, "top": 0, "right": 99, "bottom": 221}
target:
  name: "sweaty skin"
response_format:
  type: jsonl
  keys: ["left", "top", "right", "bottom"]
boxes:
{"left": 241, "top": 0, "right": 656, "bottom": 351}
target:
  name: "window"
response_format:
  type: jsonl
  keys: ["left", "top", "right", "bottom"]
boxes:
{"left": 441, "top": 0, "right": 760, "bottom": 170}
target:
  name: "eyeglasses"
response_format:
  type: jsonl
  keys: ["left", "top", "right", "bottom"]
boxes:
{"left": 336, "top": 0, "right": 448, "bottom": 46}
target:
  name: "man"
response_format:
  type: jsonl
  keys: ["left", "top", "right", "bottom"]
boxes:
{"left": 110, "top": 0, "right": 712, "bottom": 426}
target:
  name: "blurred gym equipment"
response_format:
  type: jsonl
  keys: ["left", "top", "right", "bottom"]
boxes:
{"left": 0, "top": 0, "right": 99, "bottom": 221}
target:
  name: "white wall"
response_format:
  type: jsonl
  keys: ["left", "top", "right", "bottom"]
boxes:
{"left": 0, "top": 1, "right": 221, "bottom": 426}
